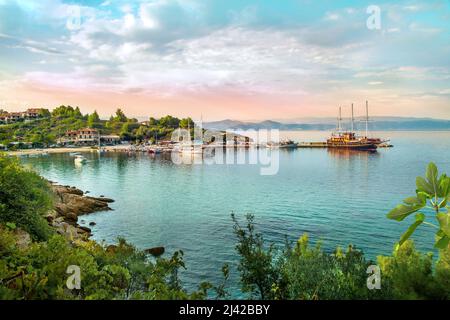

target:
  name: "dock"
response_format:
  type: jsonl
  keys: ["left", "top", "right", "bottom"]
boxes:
{"left": 297, "top": 142, "right": 328, "bottom": 148}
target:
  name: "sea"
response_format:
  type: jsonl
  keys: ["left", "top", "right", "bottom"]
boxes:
{"left": 20, "top": 131, "right": 450, "bottom": 297}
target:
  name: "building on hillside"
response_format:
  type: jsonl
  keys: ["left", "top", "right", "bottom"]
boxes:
{"left": 24, "top": 108, "right": 43, "bottom": 119}
{"left": 0, "top": 108, "right": 46, "bottom": 124}
{"left": 59, "top": 128, "right": 121, "bottom": 146}
{"left": 8, "top": 141, "right": 33, "bottom": 149}
{"left": 5, "top": 112, "right": 23, "bottom": 123}
{"left": 0, "top": 113, "right": 7, "bottom": 124}
{"left": 59, "top": 128, "right": 99, "bottom": 146}
{"left": 100, "top": 135, "right": 121, "bottom": 145}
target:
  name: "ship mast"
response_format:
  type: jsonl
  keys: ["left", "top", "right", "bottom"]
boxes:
{"left": 337, "top": 106, "right": 342, "bottom": 132}
{"left": 351, "top": 103, "right": 354, "bottom": 132}
{"left": 365, "top": 100, "right": 369, "bottom": 138}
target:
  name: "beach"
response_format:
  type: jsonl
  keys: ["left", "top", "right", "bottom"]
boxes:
{"left": 6, "top": 144, "right": 131, "bottom": 156}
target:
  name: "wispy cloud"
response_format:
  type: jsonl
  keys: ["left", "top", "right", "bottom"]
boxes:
{"left": 0, "top": 0, "right": 449, "bottom": 119}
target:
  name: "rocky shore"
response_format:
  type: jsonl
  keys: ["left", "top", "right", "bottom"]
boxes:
{"left": 46, "top": 182, "right": 114, "bottom": 241}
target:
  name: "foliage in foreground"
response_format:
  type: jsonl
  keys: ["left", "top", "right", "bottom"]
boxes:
{"left": 387, "top": 162, "right": 450, "bottom": 250}
{"left": 0, "top": 227, "right": 212, "bottom": 300}
{"left": 232, "top": 213, "right": 450, "bottom": 300}
{"left": 1, "top": 158, "right": 450, "bottom": 300}
{"left": 0, "top": 156, "right": 53, "bottom": 241}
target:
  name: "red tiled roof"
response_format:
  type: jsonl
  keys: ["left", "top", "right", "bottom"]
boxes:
{"left": 80, "top": 128, "right": 98, "bottom": 132}
{"left": 26, "top": 108, "right": 42, "bottom": 113}
{"left": 65, "top": 128, "right": 99, "bottom": 135}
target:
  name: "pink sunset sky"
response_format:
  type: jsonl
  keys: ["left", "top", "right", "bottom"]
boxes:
{"left": 0, "top": 0, "right": 449, "bottom": 121}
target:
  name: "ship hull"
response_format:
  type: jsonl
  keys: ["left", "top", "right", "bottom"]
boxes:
{"left": 326, "top": 143, "right": 377, "bottom": 151}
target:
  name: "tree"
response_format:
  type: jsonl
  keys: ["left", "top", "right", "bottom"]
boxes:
{"left": 179, "top": 118, "right": 194, "bottom": 129}
{"left": 74, "top": 106, "right": 82, "bottom": 118}
{"left": 232, "top": 213, "right": 279, "bottom": 299}
{"left": 148, "top": 117, "right": 158, "bottom": 126}
{"left": 88, "top": 111, "right": 100, "bottom": 128}
{"left": 38, "top": 109, "right": 51, "bottom": 118}
{"left": 120, "top": 123, "right": 131, "bottom": 140}
{"left": 158, "top": 115, "right": 180, "bottom": 129}
{"left": 51, "top": 105, "right": 82, "bottom": 119}
{"left": 387, "top": 162, "right": 450, "bottom": 250}
{"left": 114, "top": 109, "right": 128, "bottom": 122}
{"left": 0, "top": 156, "right": 52, "bottom": 240}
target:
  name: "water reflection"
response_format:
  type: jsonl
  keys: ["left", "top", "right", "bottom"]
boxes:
{"left": 327, "top": 148, "right": 380, "bottom": 160}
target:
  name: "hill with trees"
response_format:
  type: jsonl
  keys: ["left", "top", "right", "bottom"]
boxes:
{"left": 0, "top": 106, "right": 194, "bottom": 148}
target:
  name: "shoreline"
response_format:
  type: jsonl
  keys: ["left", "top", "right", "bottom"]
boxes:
{"left": 47, "top": 182, "right": 114, "bottom": 242}
{"left": 6, "top": 145, "right": 131, "bottom": 156}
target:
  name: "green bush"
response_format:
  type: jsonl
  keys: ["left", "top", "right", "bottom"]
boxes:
{"left": 0, "top": 156, "right": 53, "bottom": 240}
{"left": 0, "top": 227, "right": 210, "bottom": 300}
{"left": 232, "top": 214, "right": 450, "bottom": 300}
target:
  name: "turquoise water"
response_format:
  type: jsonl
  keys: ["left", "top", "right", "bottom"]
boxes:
{"left": 21, "top": 131, "right": 450, "bottom": 297}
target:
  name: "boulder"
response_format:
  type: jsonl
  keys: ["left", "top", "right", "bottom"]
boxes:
{"left": 54, "top": 193, "right": 111, "bottom": 217}
{"left": 47, "top": 182, "right": 114, "bottom": 242}
{"left": 145, "top": 247, "right": 165, "bottom": 257}
{"left": 87, "top": 196, "right": 115, "bottom": 203}
{"left": 106, "top": 245, "right": 118, "bottom": 253}
{"left": 78, "top": 226, "right": 92, "bottom": 234}
{"left": 65, "top": 212, "right": 78, "bottom": 223}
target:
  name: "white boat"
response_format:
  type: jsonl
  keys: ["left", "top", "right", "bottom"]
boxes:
{"left": 267, "top": 140, "right": 298, "bottom": 149}
{"left": 148, "top": 146, "right": 163, "bottom": 154}
{"left": 74, "top": 155, "right": 87, "bottom": 164}
{"left": 181, "top": 142, "right": 203, "bottom": 154}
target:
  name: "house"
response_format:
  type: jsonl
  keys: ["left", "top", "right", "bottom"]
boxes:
{"left": 59, "top": 128, "right": 99, "bottom": 146}
{"left": 8, "top": 141, "right": 33, "bottom": 149}
{"left": 24, "top": 108, "right": 43, "bottom": 119}
{"left": 0, "top": 108, "right": 46, "bottom": 124}
{"left": 0, "top": 113, "right": 7, "bottom": 124}
{"left": 59, "top": 129, "right": 121, "bottom": 146}
{"left": 100, "top": 135, "right": 121, "bottom": 145}
{"left": 5, "top": 112, "right": 23, "bottom": 123}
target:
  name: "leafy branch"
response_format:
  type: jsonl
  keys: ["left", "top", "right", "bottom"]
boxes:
{"left": 387, "top": 162, "right": 450, "bottom": 250}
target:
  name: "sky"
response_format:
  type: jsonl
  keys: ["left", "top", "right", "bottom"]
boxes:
{"left": 0, "top": 0, "right": 449, "bottom": 121}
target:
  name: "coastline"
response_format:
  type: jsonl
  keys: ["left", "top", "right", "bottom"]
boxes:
{"left": 6, "top": 144, "right": 131, "bottom": 156}
{"left": 47, "top": 182, "right": 114, "bottom": 242}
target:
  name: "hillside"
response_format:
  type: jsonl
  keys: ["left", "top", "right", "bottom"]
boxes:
{"left": 204, "top": 117, "right": 450, "bottom": 131}
{"left": 0, "top": 106, "right": 194, "bottom": 148}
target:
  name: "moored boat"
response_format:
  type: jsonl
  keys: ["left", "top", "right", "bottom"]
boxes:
{"left": 74, "top": 155, "right": 87, "bottom": 164}
{"left": 326, "top": 132, "right": 377, "bottom": 150}
{"left": 267, "top": 139, "right": 298, "bottom": 149}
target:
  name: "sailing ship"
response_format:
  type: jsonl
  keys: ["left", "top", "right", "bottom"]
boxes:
{"left": 326, "top": 102, "right": 386, "bottom": 151}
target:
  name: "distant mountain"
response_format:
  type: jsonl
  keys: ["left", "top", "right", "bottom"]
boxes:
{"left": 204, "top": 117, "right": 450, "bottom": 131}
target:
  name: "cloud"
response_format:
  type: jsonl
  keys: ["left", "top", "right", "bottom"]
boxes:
{"left": 0, "top": 0, "right": 449, "bottom": 119}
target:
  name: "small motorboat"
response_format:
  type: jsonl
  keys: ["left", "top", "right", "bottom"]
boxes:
{"left": 74, "top": 155, "right": 87, "bottom": 164}
{"left": 148, "top": 147, "right": 162, "bottom": 154}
